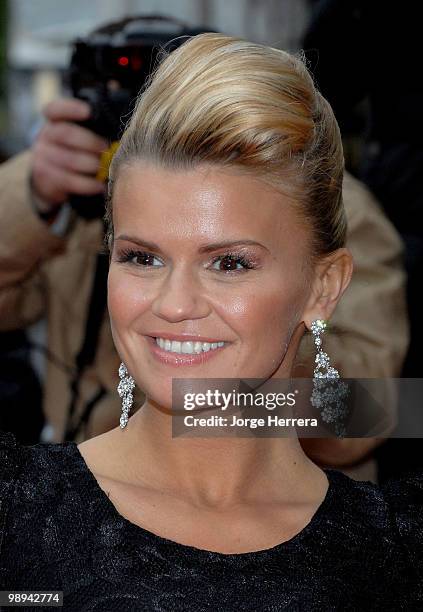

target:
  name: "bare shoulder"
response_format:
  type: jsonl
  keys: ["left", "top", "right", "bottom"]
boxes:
{"left": 77, "top": 427, "right": 124, "bottom": 480}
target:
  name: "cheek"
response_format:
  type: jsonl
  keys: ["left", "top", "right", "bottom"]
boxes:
{"left": 212, "top": 279, "right": 304, "bottom": 378}
{"left": 107, "top": 267, "right": 150, "bottom": 328}
{"left": 215, "top": 282, "right": 301, "bottom": 341}
{"left": 256, "top": 291, "right": 300, "bottom": 360}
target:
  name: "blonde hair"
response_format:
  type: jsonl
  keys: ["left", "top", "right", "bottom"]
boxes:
{"left": 107, "top": 33, "right": 346, "bottom": 257}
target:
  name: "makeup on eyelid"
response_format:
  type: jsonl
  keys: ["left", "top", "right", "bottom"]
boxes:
{"left": 114, "top": 247, "right": 262, "bottom": 272}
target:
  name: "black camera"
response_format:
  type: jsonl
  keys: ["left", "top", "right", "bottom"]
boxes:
{"left": 67, "top": 15, "right": 209, "bottom": 219}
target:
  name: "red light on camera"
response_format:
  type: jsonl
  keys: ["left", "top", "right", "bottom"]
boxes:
{"left": 118, "top": 56, "right": 129, "bottom": 67}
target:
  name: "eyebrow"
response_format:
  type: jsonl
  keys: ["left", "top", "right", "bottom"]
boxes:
{"left": 115, "top": 235, "right": 269, "bottom": 253}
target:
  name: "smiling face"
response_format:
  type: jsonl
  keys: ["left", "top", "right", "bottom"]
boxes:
{"left": 108, "top": 161, "right": 315, "bottom": 407}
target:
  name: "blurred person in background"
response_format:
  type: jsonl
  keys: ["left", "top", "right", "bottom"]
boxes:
{"left": 303, "top": 0, "right": 422, "bottom": 480}
{"left": 0, "top": 153, "right": 43, "bottom": 445}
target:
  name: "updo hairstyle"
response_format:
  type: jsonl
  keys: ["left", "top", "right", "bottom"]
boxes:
{"left": 107, "top": 33, "right": 346, "bottom": 260}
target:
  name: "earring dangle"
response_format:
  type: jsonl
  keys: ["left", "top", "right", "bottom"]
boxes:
{"left": 310, "top": 319, "right": 349, "bottom": 437}
{"left": 311, "top": 319, "right": 339, "bottom": 379}
{"left": 117, "top": 362, "right": 135, "bottom": 429}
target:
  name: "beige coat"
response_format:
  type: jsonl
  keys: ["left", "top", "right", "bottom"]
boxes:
{"left": 0, "top": 151, "right": 409, "bottom": 473}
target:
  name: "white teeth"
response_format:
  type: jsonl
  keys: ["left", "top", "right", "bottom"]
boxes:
{"left": 171, "top": 341, "right": 181, "bottom": 353}
{"left": 155, "top": 337, "right": 225, "bottom": 354}
{"left": 181, "top": 341, "right": 193, "bottom": 354}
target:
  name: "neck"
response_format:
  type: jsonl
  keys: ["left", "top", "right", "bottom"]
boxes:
{"left": 117, "top": 397, "right": 322, "bottom": 508}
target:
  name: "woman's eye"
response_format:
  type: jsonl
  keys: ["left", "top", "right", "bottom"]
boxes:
{"left": 136, "top": 253, "right": 162, "bottom": 266}
{"left": 211, "top": 254, "right": 253, "bottom": 272}
{"left": 118, "top": 250, "right": 163, "bottom": 267}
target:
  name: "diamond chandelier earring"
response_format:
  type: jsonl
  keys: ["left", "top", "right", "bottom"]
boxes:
{"left": 117, "top": 362, "right": 135, "bottom": 429}
{"left": 311, "top": 319, "right": 339, "bottom": 379}
{"left": 310, "top": 319, "right": 349, "bottom": 437}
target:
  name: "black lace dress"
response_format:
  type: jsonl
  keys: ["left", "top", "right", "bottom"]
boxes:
{"left": 0, "top": 430, "right": 422, "bottom": 611}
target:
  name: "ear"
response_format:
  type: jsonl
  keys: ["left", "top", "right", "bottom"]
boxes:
{"left": 301, "top": 247, "right": 353, "bottom": 329}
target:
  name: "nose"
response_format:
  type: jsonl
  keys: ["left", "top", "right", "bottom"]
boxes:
{"left": 151, "top": 265, "right": 211, "bottom": 323}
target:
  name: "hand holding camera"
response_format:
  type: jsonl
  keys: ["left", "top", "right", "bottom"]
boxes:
{"left": 31, "top": 98, "right": 108, "bottom": 217}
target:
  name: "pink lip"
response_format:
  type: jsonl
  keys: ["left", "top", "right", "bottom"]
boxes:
{"left": 145, "top": 335, "right": 227, "bottom": 367}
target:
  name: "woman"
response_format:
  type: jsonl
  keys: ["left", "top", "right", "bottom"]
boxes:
{"left": 0, "top": 33, "right": 421, "bottom": 610}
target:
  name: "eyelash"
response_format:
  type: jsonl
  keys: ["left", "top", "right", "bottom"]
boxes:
{"left": 210, "top": 251, "right": 257, "bottom": 272}
{"left": 115, "top": 248, "right": 258, "bottom": 273}
{"left": 116, "top": 249, "right": 161, "bottom": 268}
